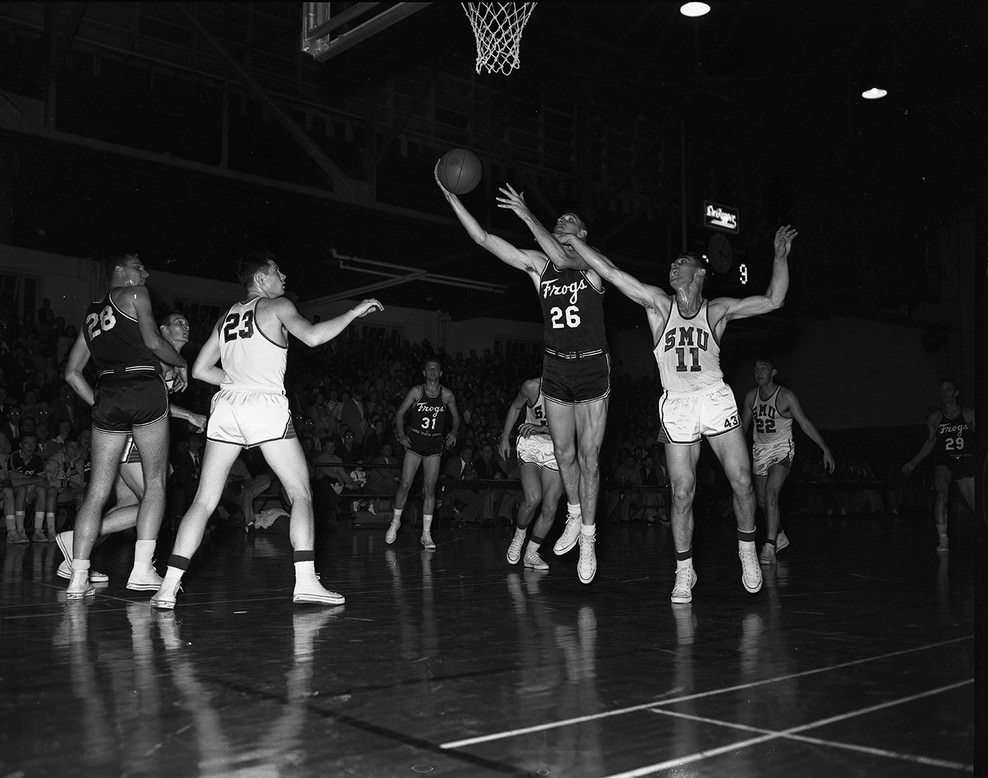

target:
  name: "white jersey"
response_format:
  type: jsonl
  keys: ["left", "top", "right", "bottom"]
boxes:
{"left": 525, "top": 383, "right": 549, "bottom": 428}
{"left": 654, "top": 300, "right": 724, "bottom": 394}
{"left": 751, "top": 385, "right": 794, "bottom": 446}
{"left": 218, "top": 297, "right": 287, "bottom": 393}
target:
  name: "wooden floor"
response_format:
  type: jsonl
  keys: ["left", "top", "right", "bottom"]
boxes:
{"left": 0, "top": 509, "right": 977, "bottom": 777}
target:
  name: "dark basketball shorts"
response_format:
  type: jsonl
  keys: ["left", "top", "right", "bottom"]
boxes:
{"left": 407, "top": 433, "right": 444, "bottom": 458}
{"left": 541, "top": 351, "right": 610, "bottom": 405}
{"left": 92, "top": 370, "right": 169, "bottom": 434}
{"left": 936, "top": 456, "right": 974, "bottom": 480}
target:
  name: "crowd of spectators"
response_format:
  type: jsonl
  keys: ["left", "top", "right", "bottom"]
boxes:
{"left": 1, "top": 296, "right": 941, "bottom": 541}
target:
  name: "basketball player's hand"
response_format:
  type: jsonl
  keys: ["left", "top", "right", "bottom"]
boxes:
{"left": 517, "top": 422, "right": 538, "bottom": 438}
{"left": 773, "top": 225, "right": 798, "bottom": 260}
{"left": 172, "top": 366, "right": 189, "bottom": 393}
{"left": 399, "top": 434, "right": 412, "bottom": 449}
{"left": 434, "top": 160, "right": 451, "bottom": 193}
{"left": 498, "top": 437, "right": 510, "bottom": 460}
{"left": 495, "top": 184, "right": 533, "bottom": 220}
{"left": 902, "top": 461, "right": 916, "bottom": 476}
{"left": 822, "top": 450, "right": 835, "bottom": 473}
{"left": 189, "top": 412, "right": 207, "bottom": 434}
{"left": 445, "top": 431, "right": 457, "bottom": 449}
{"left": 354, "top": 299, "right": 384, "bottom": 317}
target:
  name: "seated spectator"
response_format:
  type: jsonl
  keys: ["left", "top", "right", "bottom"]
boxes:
{"left": 338, "top": 427, "right": 365, "bottom": 465}
{"left": 8, "top": 432, "right": 56, "bottom": 541}
{"left": 44, "top": 419, "right": 74, "bottom": 460}
{"left": 443, "top": 443, "right": 481, "bottom": 526}
{"left": 168, "top": 434, "right": 204, "bottom": 528}
{"left": 45, "top": 436, "right": 87, "bottom": 524}
{"left": 311, "top": 439, "right": 347, "bottom": 521}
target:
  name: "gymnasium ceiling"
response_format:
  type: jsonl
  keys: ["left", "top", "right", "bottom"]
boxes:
{"left": 0, "top": 2, "right": 983, "bottom": 328}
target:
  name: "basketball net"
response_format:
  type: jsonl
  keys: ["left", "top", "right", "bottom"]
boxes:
{"left": 461, "top": 3, "right": 537, "bottom": 75}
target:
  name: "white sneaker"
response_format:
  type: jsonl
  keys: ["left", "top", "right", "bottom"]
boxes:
{"left": 936, "top": 536, "right": 949, "bottom": 554}
{"left": 670, "top": 566, "right": 697, "bottom": 604}
{"left": 55, "top": 532, "right": 109, "bottom": 583}
{"left": 775, "top": 531, "right": 790, "bottom": 553}
{"left": 506, "top": 530, "right": 526, "bottom": 564}
{"left": 385, "top": 520, "right": 400, "bottom": 545}
{"left": 420, "top": 534, "right": 436, "bottom": 550}
{"left": 65, "top": 571, "right": 95, "bottom": 600}
{"left": 523, "top": 550, "right": 548, "bottom": 571}
{"left": 293, "top": 583, "right": 345, "bottom": 606}
{"left": 758, "top": 544, "right": 776, "bottom": 566}
{"left": 577, "top": 532, "right": 596, "bottom": 584}
{"left": 553, "top": 515, "right": 581, "bottom": 555}
{"left": 127, "top": 568, "right": 164, "bottom": 592}
{"left": 739, "top": 544, "right": 763, "bottom": 593}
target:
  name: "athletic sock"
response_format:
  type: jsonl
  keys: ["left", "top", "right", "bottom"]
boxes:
{"left": 675, "top": 548, "right": 693, "bottom": 570}
{"left": 134, "top": 539, "right": 156, "bottom": 569}
{"left": 580, "top": 523, "right": 595, "bottom": 537}
{"left": 567, "top": 502, "right": 582, "bottom": 520}
{"left": 293, "top": 550, "right": 318, "bottom": 586}
{"left": 737, "top": 528, "right": 756, "bottom": 544}
{"left": 422, "top": 514, "right": 433, "bottom": 535}
{"left": 526, "top": 534, "right": 545, "bottom": 554}
{"left": 162, "top": 554, "right": 191, "bottom": 589}
{"left": 392, "top": 508, "right": 403, "bottom": 524}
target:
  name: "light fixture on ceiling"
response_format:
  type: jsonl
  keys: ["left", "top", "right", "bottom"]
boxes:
{"left": 861, "top": 86, "right": 888, "bottom": 100}
{"left": 680, "top": 2, "right": 711, "bottom": 17}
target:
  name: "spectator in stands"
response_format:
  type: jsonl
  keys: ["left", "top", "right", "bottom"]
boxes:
{"left": 8, "top": 432, "right": 55, "bottom": 541}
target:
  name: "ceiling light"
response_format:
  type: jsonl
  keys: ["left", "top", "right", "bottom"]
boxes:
{"left": 861, "top": 86, "right": 888, "bottom": 100}
{"left": 680, "top": 2, "right": 711, "bottom": 17}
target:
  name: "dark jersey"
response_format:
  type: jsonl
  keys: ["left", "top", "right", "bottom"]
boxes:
{"left": 8, "top": 450, "right": 45, "bottom": 478}
{"left": 934, "top": 409, "right": 973, "bottom": 463}
{"left": 83, "top": 293, "right": 157, "bottom": 373}
{"left": 407, "top": 386, "right": 450, "bottom": 455}
{"left": 538, "top": 264, "right": 607, "bottom": 354}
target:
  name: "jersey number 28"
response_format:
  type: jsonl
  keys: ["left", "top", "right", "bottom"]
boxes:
{"left": 85, "top": 305, "right": 117, "bottom": 340}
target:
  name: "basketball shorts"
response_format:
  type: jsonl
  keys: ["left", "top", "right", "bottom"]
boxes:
{"left": 207, "top": 389, "right": 296, "bottom": 448}
{"left": 406, "top": 433, "right": 444, "bottom": 458}
{"left": 516, "top": 432, "right": 559, "bottom": 471}
{"left": 752, "top": 439, "right": 795, "bottom": 476}
{"left": 541, "top": 351, "right": 610, "bottom": 405}
{"left": 935, "top": 455, "right": 974, "bottom": 480}
{"left": 92, "top": 370, "right": 169, "bottom": 434}
{"left": 659, "top": 384, "right": 740, "bottom": 445}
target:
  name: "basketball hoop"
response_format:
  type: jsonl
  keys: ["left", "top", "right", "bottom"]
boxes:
{"left": 461, "top": 3, "right": 537, "bottom": 75}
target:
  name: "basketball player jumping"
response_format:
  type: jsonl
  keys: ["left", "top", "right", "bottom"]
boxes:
{"left": 386, "top": 357, "right": 460, "bottom": 550}
{"left": 62, "top": 253, "right": 188, "bottom": 598}
{"left": 558, "top": 226, "right": 797, "bottom": 603}
{"left": 152, "top": 253, "right": 382, "bottom": 609}
{"left": 902, "top": 379, "right": 975, "bottom": 553}
{"left": 499, "top": 376, "right": 564, "bottom": 571}
{"left": 437, "top": 169, "right": 609, "bottom": 585}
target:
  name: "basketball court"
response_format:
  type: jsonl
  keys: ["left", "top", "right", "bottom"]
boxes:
{"left": 0, "top": 508, "right": 975, "bottom": 775}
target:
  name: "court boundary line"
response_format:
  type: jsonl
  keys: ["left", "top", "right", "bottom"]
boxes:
{"left": 440, "top": 634, "right": 972, "bottom": 749}
{"left": 604, "top": 679, "right": 974, "bottom": 777}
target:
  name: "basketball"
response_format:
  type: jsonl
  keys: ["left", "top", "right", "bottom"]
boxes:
{"left": 437, "top": 148, "right": 482, "bottom": 195}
